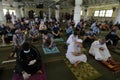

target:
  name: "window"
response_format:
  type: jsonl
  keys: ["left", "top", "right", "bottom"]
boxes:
{"left": 9, "top": 10, "right": 16, "bottom": 15}
{"left": 105, "top": 10, "right": 113, "bottom": 17}
{"left": 3, "top": 9, "right": 8, "bottom": 15}
{"left": 94, "top": 11, "right": 99, "bottom": 17}
{"left": 81, "top": 10, "right": 83, "bottom": 15}
{"left": 3, "top": 9, "right": 16, "bottom": 15}
{"left": 99, "top": 10, "right": 105, "bottom": 17}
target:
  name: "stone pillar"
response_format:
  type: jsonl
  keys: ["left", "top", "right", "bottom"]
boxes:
{"left": 55, "top": 5, "right": 60, "bottom": 21}
{"left": 73, "top": 0, "right": 82, "bottom": 26}
{"left": 48, "top": 7, "right": 51, "bottom": 20}
{"left": 20, "top": 7, "right": 25, "bottom": 18}
{"left": 114, "top": 5, "right": 120, "bottom": 24}
{"left": 14, "top": 2, "right": 21, "bottom": 19}
{"left": 84, "top": 6, "right": 88, "bottom": 21}
{"left": 0, "top": 2, "right": 5, "bottom": 24}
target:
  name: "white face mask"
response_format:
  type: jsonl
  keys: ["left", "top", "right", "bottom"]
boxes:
{"left": 24, "top": 49, "right": 30, "bottom": 53}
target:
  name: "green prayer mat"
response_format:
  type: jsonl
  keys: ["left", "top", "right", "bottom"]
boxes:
{"left": 54, "top": 38, "right": 64, "bottom": 42}
{"left": 43, "top": 46, "right": 60, "bottom": 54}
{"left": 64, "top": 58, "right": 102, "bottom": 80}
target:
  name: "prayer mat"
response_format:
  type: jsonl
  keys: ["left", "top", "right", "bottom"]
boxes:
{"left": 54, "top": 38, "right": 64, "bottom": 42}
{"left": 89, "top": 54, "right": 120, "bottom": 72}
{"left": 12, "top": 73, "right": 46, "bottom": 80}
{"left": 12, "top": 62, "right": 47, "bottom": 80}
{"left": 101, "top": 60, "right": 120, "bottom": 72}
{"left": 64, "top": 58, "right": 102, "bottom": 80}
{"left": 43, "top": 46, "right": 60, "bottom": 54}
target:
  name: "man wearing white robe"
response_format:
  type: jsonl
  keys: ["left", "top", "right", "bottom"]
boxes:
{"left": 11, "top": 12, "right": 16, "bottom": 25}
{"left": 66, "top": 39, "right": 87, "bottom": 67}
{"left": 89, "top": 39, "right": 111, "bottom": 61}
{"left": 66, "top": 32, "right": 78, "bottom": 45}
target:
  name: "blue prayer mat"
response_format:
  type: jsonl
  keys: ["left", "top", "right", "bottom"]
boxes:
{"left": 43, "top": 46, "right": 60, "bottom": 54}
{"left": 54, "top": 38, "right": 64, "bottom": 42}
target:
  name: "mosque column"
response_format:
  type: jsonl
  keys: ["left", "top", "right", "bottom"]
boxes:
{"left": 114, "top": 4, "right": 120, "bottom": 24}
{"left": 48, "top": 7, "right": 51, "bottom": 20}
{"left": 14, "top": 2, "right": 21, "bottom": 19}
{"left": 84, "top": 6, "right": 88, "bottom": 21}
{"left": 20, "top": 7, "right": 25, "bottom": 18}
{"left": 73, "top": 0, "right": 83, "bottom": 26}
{"left": 0, "top": 2, "right": 5, "bottom": 24}
{"left": 55, "top": 5, "right": 60, "bottom": 21}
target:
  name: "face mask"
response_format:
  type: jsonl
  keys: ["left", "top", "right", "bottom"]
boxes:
{"left": 111, "top": 32, "right": 115, "bottom": 35}
{"left": 24, "top": 49, "right": 30, "bottom": 54}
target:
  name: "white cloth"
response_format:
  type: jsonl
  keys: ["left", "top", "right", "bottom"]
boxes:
{"left": 66, "top": 41, "right": 87, "bottom": 64}
{"left": 11, "top": 14, "right": 16, "bottom": 25}
{"left": 22, "top": 72, "right": 31, "bottom": 80}
{"left": 66, "top": 34, "right": 78, "bottom": 45}
{"left": 89, "top": 40, "right": 111, "bottom": 61}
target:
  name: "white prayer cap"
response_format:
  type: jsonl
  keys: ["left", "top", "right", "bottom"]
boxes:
{"left": 77, "top": 39, "right": 83, "bottom": 43}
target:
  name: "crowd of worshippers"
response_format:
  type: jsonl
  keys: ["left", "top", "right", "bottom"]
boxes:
{"left": 1, "top": 13, "right": 120, "bottom": 53}
{"left": 0, "top": 17, "right": 120, "bottom": 50}
{"left": 0, "top": 17, "right": 61, "bottom": 44}
{"left": 1, "top": 14, "right": 120, "bottom": 79}
{"left": 65, "top": 19, "right": 120, "bottom": 67}
{"left": 66, "top": 31, "right": 120, "bottom": 67}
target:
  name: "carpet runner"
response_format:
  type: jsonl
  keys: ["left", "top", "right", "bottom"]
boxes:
{"left": 64, "top": 58, "right": 102, "bottom": 80}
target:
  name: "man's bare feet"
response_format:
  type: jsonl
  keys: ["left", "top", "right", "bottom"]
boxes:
{"left": 74, "top": 61, "right": 81, "bottom": 67}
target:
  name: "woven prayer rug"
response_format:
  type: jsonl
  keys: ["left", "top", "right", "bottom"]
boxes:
{"left": 64, "top": 58, "right": 102, "bottom": 80}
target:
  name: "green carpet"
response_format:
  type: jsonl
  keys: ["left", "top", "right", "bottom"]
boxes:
{"left": 64, "top": 58, "right": 102, "bottom": 80}
{"left": 45, "top": 60, "right": 77, "bottom": 80}
{"left": 54, "top": 38, "right": 64, "bottom": 42}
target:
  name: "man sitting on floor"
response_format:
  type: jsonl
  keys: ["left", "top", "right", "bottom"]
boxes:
{"left": 89, "top": 38, "right": 120, "bottom": 66}
{"left": 66, "top": 39, "right": 87, "bottom": 67}
{"left": 105, "top": 28, "right": 120, "bottom": 48}
{"left": 89, "top": 38, "right": 112, "bottom": 62}
{"left": 42, "top": 31, "right": 55, "bottom": 48}
{"left": 14, "top": 42, "right": 42, "bottom": 80}
{"left": 83, "top": 29, "right": 96, "bottom": 48}
{"left": 11, "top": 28, "right": 25, "bottom": 57}
{"left": 29, "top": 25, "right": 39, "bottom": 42}
{"left": 51, "top": 23, "right": 61, "bottom": 39}
{"left": 66, "top": 31, "right": 78, "bottom": 45}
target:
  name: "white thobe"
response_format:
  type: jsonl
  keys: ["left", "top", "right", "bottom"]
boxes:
{"left": 11, "top": 14, "right": 16, "bottom": 25}
{"left": 66, "top": 34, "right": 78, "bottom": 45}
{"left": 66, "top": 42, "right": 87, "bottom": 64}
{"left": 89, "top": 40, "right": 111, "bottom": 61}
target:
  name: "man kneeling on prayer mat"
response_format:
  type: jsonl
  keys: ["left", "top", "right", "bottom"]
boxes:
{"left": 89, "top": 38, "right": 116, "bottom": 65}
{"left": 14, "top": 42, "right": 42, "bottom": 80}
{"left": 42, "top": 31, "right": 55, "bottom": 48}
{"left": 66, "top": 39, "right": 87, "bottom": 67}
